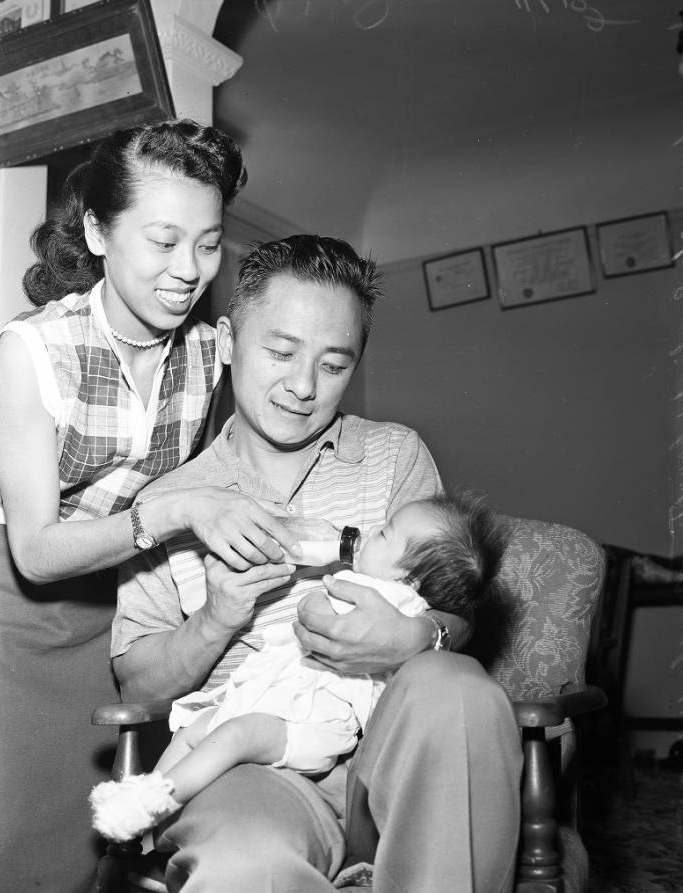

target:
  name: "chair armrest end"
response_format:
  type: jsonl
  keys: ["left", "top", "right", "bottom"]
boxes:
{"left": 513, "top": 685, "right": 607, "bottom": 728}
{"left": 92, "top": 698, "right": 175, "bottom": 726}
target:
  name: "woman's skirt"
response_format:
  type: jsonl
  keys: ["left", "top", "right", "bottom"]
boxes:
{"left": 0, "top": 528, "right": 119, "bottom": 893}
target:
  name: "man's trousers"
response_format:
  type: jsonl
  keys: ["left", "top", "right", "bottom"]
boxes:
{"left": 157, "top": 652, "right": 523, "bottom": 893}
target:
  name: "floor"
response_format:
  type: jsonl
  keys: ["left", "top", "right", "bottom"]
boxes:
{"left": 583, "top": 762, "right": 683, "bottom": 893}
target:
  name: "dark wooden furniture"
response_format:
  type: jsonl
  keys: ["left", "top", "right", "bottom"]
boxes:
{"left": 587, "top": 545, "right": 683, "bottom": 804}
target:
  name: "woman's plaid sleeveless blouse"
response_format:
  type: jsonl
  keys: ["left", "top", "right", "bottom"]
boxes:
{"left": 2, "top": 282, "right": 220, "bottom": 521}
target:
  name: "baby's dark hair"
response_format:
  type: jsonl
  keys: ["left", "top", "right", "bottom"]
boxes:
{"left": 398, "top": 492, "right": 509, "bottom": 623}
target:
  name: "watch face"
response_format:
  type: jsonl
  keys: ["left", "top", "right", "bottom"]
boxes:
{"left": 433, "top": 622, "right": 450, "bottom": 651}
{"left": 135, "top": 532, "right": 156, "bottom": 550}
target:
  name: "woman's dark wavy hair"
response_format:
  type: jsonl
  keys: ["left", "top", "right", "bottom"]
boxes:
{"left": 227, "top": 234, "right": 383, "bottom": 350}
{"left": 399, "top": 491, "right": 509, "bottom": 624}
{"left": 23, "top": 118, "right": 247, "bottom": 306}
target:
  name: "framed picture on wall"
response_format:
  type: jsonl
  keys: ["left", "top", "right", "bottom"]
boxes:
{"left": 0, "top": 0, "right": 174, "bottom": 167}
{"left": 492, "top": 226, "right": 594, "bottom": 309}
{"left": 423, "top": 247, "right": 490, "bottom": 311}
{"left": 58, "top": 1, "right": 103, "bottom": 11}
{"left": 0, "top": 1, "right": 52, "bottom": 35}
{"left": 597, "top": 212, "right": 674, "bottom": 278}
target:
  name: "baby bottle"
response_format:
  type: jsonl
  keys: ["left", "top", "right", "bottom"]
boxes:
{"left": 279, "top": 516, "right": 361, "bottom": 567}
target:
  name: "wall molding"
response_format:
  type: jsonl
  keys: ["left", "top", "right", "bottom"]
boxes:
{"left": 226, "top": 198, "right": 303, "bottom": 244}
{"left": 154, "top": 13, "right": 242, "bottom": 84}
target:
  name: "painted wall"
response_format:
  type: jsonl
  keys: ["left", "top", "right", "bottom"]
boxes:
{"left": 359, "top": 104, "right": 682, "bottom": 267}
{"left": 0, "top": 167, "right": 47, "bottom": 327}
{"left": 363, "top": 218, "right": 681, "bottom": 557}
{"left": 213, "top": 194, "right": 680, "bottom": 557}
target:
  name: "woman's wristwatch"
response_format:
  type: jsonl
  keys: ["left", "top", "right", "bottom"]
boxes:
{"left": 424, "top": 614, "right": 452, "bottom": 651}
{"left": 131, "top": 502, "right": 159, "bottom": 551}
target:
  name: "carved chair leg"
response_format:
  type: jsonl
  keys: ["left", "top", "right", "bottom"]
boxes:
{"left": 516, "top": 728, "right": 564, "bottom": 893}
{"left": 94, "top": 725, "right": 145, "bottom": 893}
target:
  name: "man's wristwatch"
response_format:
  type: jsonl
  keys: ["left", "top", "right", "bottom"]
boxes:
{"left": 131, "top": 502, "right": 159, "bottom": 551}
{"left": 425, "top": 614, "right": 452, "bottom": 652}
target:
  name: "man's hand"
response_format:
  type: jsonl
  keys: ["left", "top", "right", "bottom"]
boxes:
{"left": 293, "top": 574, "right": 432, "bottom": 675}
{"left": 202, "top": 553, "right": 295, "bottom": 632}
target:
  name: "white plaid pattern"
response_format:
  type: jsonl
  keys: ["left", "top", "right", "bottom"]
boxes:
{"left": 1, "top": 282, "right": 219, "bottom": 521}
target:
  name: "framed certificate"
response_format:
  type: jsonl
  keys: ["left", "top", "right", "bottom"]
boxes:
{"left": 423, "top": 247, "right": 490, "bottom": 311}
{"left": 492, "top": 227, "right": 594, "bottom": 309}
{"left": 597, "top": 212, "right": 673, "bottom": 278}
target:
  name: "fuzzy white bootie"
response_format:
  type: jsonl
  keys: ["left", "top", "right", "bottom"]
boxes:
{"left": 90, "top": 771, "right": 181, "bottom": 842}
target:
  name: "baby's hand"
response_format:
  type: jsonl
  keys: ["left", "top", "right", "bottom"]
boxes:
{"left": 203, "top": 553, "right": 295, "bottom": 631}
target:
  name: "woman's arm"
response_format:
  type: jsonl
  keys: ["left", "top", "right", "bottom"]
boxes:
{"left": 0, "top": 334, "right": 298, "bottom": 584}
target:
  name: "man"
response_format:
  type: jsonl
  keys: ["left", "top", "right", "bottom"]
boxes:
{"left": 112, "top": 235, "right": 522, "bottom": 892}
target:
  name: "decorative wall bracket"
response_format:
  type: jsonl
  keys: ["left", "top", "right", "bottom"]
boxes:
{"left": 149, "top": 0, "right": 242, "bottom": 122}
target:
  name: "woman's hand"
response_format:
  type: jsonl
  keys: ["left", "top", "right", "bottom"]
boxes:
{"left": 201, "top": 553, "right": 295, "bottom": 632}
{"left": 293, "top": 574, "right": 432, "bottom": 675}
{"left": 147, "top": 488, "right": 301, "bottom": 571}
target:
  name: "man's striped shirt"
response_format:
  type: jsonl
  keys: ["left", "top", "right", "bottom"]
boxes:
{"left": 112, "top": 414, "right": 442, "bottom": 692}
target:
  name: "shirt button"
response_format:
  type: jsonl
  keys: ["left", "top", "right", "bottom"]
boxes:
{"left": 286, "top": 504, "right": 295, "bottom": 513}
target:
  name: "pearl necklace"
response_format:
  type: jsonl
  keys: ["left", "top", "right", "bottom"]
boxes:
{"left": 110, "top": 328, "right": 169, "bottom": 349}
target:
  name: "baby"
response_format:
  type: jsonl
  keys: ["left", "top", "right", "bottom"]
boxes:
{"left": 91, "top": 492, "right": 507, "bottom": 843}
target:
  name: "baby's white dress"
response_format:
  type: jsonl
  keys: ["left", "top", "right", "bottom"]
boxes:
{"left": 169, "top": 570, "right": 427, "bottom": 774}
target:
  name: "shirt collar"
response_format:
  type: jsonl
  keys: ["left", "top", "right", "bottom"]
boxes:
{"left": 319, "top": 413, "right": 365, "bottom": 463}
{"left": 215, "top": 413, "right": 366, "bottom": 467}
{"left": 89, "top": 279, "right": 108, "bottom": 334}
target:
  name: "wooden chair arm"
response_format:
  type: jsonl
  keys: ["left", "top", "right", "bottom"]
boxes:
{"left": 92, "top": 698, "right": 175, "bottom": 727}
{"left": 91, "top": 687, "right": 608, "bottom": 893}
{"left": 91, "top": 698, "right": 174, "bottom": 787}
{"left": 513, "top": 685, "right": 607, "bottom": 729}
{"left": 514, "top": 685, "right": 607, "bottom": 891}
{"left": 91, "top": 698, "right": 176, "bottom": 891}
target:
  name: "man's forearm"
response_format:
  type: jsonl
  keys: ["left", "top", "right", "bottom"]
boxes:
{"left": 114, "top": 610, "right": 237, "bottom": 701}
{"left": 401, "top": 611, "right": 470, "bottom": 664}
{"left": 430, "top": 610, "right": 472, "bottom": 652}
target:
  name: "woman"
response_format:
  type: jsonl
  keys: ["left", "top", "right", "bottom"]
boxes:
{"left": 0, "top": 119, "right": 295, "bottom": 892}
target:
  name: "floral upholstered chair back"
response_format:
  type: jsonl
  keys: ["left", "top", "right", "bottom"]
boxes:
{"left": 466, "top": 517, "right": 606, "bottom": 701}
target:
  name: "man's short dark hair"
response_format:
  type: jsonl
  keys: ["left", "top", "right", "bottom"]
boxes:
{"left": 399, "top": 492, "right": 509, "bottom": 623}
{"left": 227, "top": 234, "right": 383, "bottom": 349}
